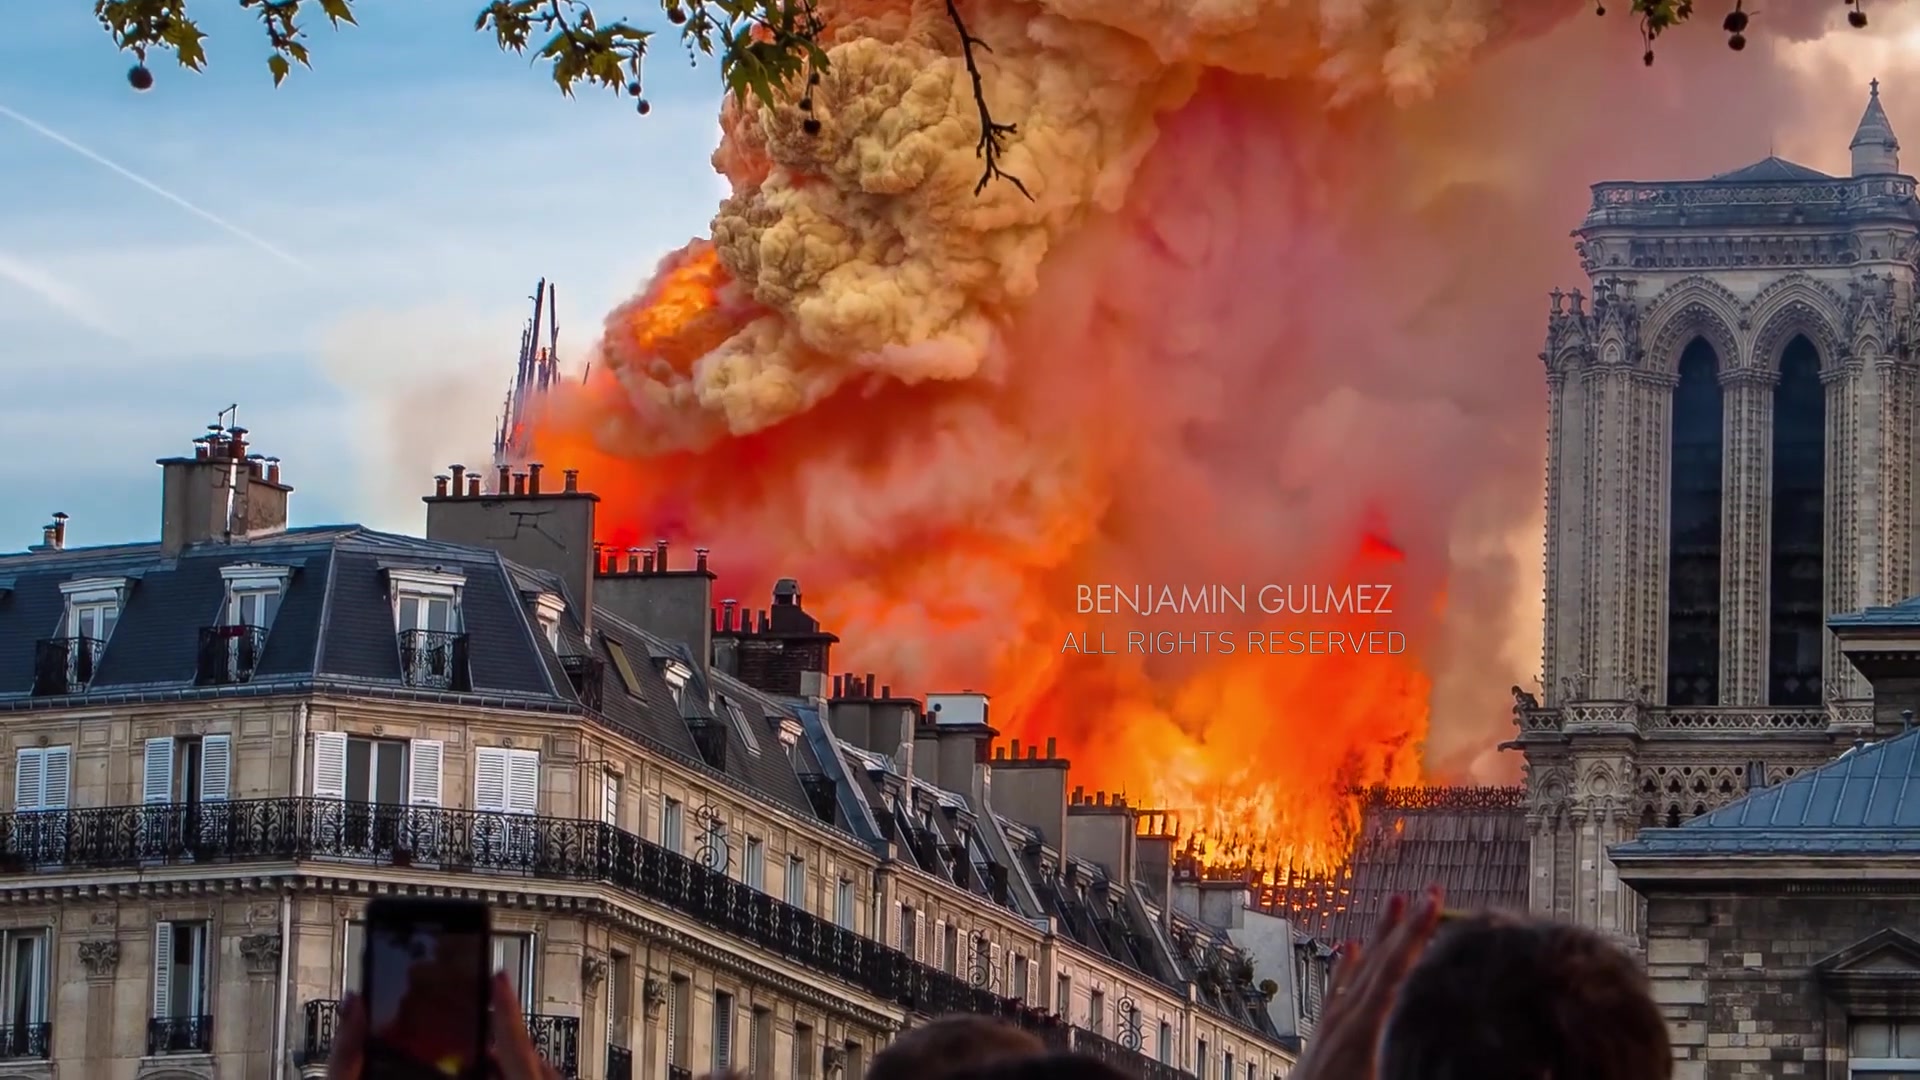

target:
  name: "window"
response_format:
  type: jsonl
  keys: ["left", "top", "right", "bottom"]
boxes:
{"left": 750, "top": 1006, "right": 773, "bottom": 1079}
{"left": 1851, "top": 1019, "right": 1920, "bottom": 1074}
{"left": 835, "top": 879, "right": 855, "bottom": 929}
{"left": 13, "top": 748, "right": 70, "bottom": 813}
{"left": 900, "top": 906, "right": 918, "bottom": 959}
{"left": 343, "top": 921, "right": 366, "bottom": 995}
{"left": 0, "top": 930, "right": 47, "bottom": 1053}
{"left": 389, "top": 567, "right": 464, "bottom": 634}
{"left": 605, "top": 639, "right": 643, "bottom": 699}
{"left": 1089, "top": 990, "right": 1105, "bottom": 1035}
{"left": 493, "top": 932, "right": 534, "bottom": 1013}
{"left": 793, "top": 1022, "right": 816, "bottom": 1080}
{"left": 845, "top": 1041, "right": 865, "bottom": 1080}
{"left": 1012, "top": 954, "right": 1029, "bottom": 1000}
{"left": 785, "top": 855, "right": 807, "bottom": 909}
{"left": 745, "top": 837, "right": 766, "bottom": 891}
{"left": 667, "top": 975, "right": 691, "bottom": 1067}
{"left": 474, "top": 747, "right": 539, "bottom": 815}
{"left": 1225, "top": 1050, "right": 1235, "bottom": 1078}
{"left": 527, "top": 592, "right": 565, "bottom": 654}
{"left": 1158, "top": 1021, "right": 1173, "bottom": 1064}
{"left": 713, "top": 990, "right": 735, "bottom": 1073}
{"left": 152, "top": 920, "right": 210, "bottom": 1051}
{"left": 1056, "top": 974, "right": 1072, "bottom": 1015}
{"left": 662, "top": 797, "right": 685, "bottom": 854}
{"left": 942, "top": 922, "right": 958, "bottom": 975}
{"left": 723, "top": 698, "right": 761, "bottom": 755}
{"left": 609, "top": 953, "right": 632, "bottom": 1048}
{"left": 602, "top": 772, "right": 620, "bottom": 827}
{"left": 1197, "top": 1039, "right": 1209, "bottom": 1080}
{"left": 143, "top": 736, "right": 231, "bottom": 806}
{"left": 61, "top": 577, "right": 127, "bottom": 642}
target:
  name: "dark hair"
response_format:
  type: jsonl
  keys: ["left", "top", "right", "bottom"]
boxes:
{"left": 945, "top": 1052, "right": 1133, "bottom": 1080}
{"left": 1380, "top": 913, "right": 1672, "bottom": 1080}
{"left": 865, "top": 1016, "right": 1047, "bottom": 1080}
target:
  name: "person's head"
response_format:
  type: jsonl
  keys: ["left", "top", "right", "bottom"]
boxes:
{"left": 1380, "top": 913, "right": 1672, "bottom": 1080}
{"left": 946, "top": 1053, "right": 1132, "bottom": 1080}
{"left": 866, "top": 1016, "right": 1046, "bottom": 1080}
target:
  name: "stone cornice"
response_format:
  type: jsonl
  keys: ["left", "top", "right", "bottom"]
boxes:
{"left": 1612, "top": 855, "right": 1920, "bottom": 886}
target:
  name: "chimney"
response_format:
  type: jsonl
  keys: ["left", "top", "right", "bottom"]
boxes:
{"left": 705, "top": 579, "right": 838, "bottom": 696}
{"left": 1134, "top": 813, "right": 1176, "bottom": 911}
{"left": 50, "top": 512, "right": 67, "bottom": 550}
{"left": 826, "top": 688, "right": 920, "bottom": 769}
{"left": 158, "top": 420, "right": 292, "bottom": 557}
{"left": 434, "top": 475, "right": 451, "bottom": 497}
{"left": 593, "top": 535, "right": 716, "bottom": 683}
{"left": 921, "top": 693, "right": 995, "bottom": 793}
{"left": 563, "top": 469, "right": 578, "bottom": 493}
{"left": 992, "top": 737, "right": 1070, "bottom": 855}
{"left": 527, "top": 463, "right": 543, "bottom": 495}
{"left": 450, "top": 464, "right": 466, "bottom": 494}
{"left": 1067, "top": 790, "right": 1137, "bottom": 887}
{"left": 424, "top": 463, "right": 599, "bottom": 633}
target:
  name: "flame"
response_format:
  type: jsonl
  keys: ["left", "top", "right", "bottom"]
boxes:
{"left": 522, "top": 0, "right": 1605, "bottom": 875}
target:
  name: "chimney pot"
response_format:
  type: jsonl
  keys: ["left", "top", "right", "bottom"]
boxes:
{"left": 1046, "top": 737, "right": 1057, "bottom": 759}
{"left": 722, "top": 598, "right": 738, "bottom": 631}
{"left": 865, "top": 673, "right": 876, "bottom": 698}
{"left": 627, "top": 547, "right": 640, "bottom": 573}
{"left": 435, "top": 475, "right": 450, "bottom": 497}
{"left": 450, "top": 464, "right": 466, "bottom": 494}
{"left": 833, "top": 674, "right": 844, "bottom": 698}
{"left": 695, "top": 547, "right": 709, "bottom": 572}
{"left": 51, "top": 512, "right": 67, "bottom": 549}
{"left": 40, "top": 525, "right": 56, "bottom": 548}
{"left": 228, "top": 427, "right": 248, "bottom": 459}
{"left": 641, "top": 550, "right": 655, "bottom": 572}
{"left": 496, "top": 465, "right": 511, "bottom": 495}
{"left": 527, "top": 463, "right": 543, "bottom": 495}
{"left": 1027, "top": 745, "right": 1037, "bottom": 759}
{"left": 881, "top": 684, "right": 891, "bottom": 698}
{"left": 195, "top": 440, "right": 210, "bottom": 461}
{"left": 266, "top": 458, "right": 282, "bottom": 484}
{"left": 1073, "top": 786, "right": 1085, "bottom": 804}
{"left": 467, "top": 475, "right": 481, "bottom": 497}
{"left": 654, "top": 539, "right": 669, "bottom": 571}
{"left": 563, "top": 469, "right": 579, "bottom": 493}
{"left": 759, "top": 609, "right": 770, "bottom": 632}
{"left": 1010, "top": 738, "right": 1021, "bottom": 757}
{"left": 512, "top": 472, "right": 527, "bottom": 496}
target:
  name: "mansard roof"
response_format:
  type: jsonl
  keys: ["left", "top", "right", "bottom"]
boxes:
{"left": 1708, "top": 156, "right": 1834, "bottom": 183}
{"left": 1612, "top": 728, "right": 1920, "bottom": 860}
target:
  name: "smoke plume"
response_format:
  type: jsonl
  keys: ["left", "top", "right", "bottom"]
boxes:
{"left": 528, "top": 0, "right": 1920, "bottom": 868}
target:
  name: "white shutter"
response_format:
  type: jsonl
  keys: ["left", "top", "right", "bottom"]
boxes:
{"left": 602, "top": 774, "right": 618, "bottom": 826}
{"left": 474, "top": 748, "right": 510, "bottom": 812}
{"left": 408, "top": 740, "right": 444, "bottom": 806}
{"left": 142, "top": 738, "right": 175, "bottom": 803}
{"left": 153, "top": 922, "right": 174, "bottom": 1017}
{"left": 40, "top": 748, "right": 70, "bottom": 811}
{"left": 665, "top": 983, "right": 679, "bottom": 1064}
{"left": 199, "top": 735, "right": 231, "bottom": 803}
{"left": 13, "top": 750, "right": 42, "bottom": 812}
{"left": 506, "top": 750, "right": 539, "bottom": 815}
{"left": 311, "top": 732, "right": 348, "bottom": 799}
{"left": 714, "top": 996, "right": 733, "bottom": 1071}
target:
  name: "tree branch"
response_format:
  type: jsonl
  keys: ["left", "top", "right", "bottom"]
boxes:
{"left": 944, "top": 0, "right": 1029, "bottom": 200}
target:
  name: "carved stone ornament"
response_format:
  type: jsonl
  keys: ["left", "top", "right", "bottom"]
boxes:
{"left": 240, "top": 932, "right": 283, "bottom": 975}
{"left": 642, "top": 976, "right": 667, "bottom": 1017}
{"left": 78, "top": 939, "right": 119, "bottom": 979}
{"left": 822, "top": 1045, "right": 848, "bottom": 1078}
{"left": 582, "top": 953, "right": 608, "bottom": 993}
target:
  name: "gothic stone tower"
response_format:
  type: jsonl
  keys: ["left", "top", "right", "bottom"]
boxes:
{"left": 1511, "top": 83, "right": 1920, "bottom": 936}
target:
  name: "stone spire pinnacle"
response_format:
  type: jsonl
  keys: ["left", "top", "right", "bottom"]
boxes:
{"left": 1852, "top": 77, "right": 1901, "bottom": 176}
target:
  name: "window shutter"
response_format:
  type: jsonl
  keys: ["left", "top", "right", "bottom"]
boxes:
{"left": 714, "top": 997, "right": 733, "bottom": 1071}
{"left": 153, "top": 922, "right": 174, "bottom": 1017}
{"left": 200, "top": 735, "right": 231, "bottom": 803}
{"left": 665, "top": 984, "right": 679, "bottom": 1064}
{"left": 474, "top": 748, "right": 509, "bottom": 813}
{"left": 602, "top": 774, "right": 618, "bottom": 826}
{"left": 40, "top": 747, "right": 70, "bottom": 811}
{"left": 142, "top": 738, "right": 175, "bottom": 803}
{"left": 506, "top": 750, "right": 539, "bottom": 815}
{"left": 311, "top": 732, "right": 348, "bottom": 799}
{"left": 408, "top": 740, "right": 444, "bottom": 806}
{"left": 13, "top": 750, "right": 42, "bottom": 812}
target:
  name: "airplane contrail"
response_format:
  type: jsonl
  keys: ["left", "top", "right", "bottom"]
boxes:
{"left": 0, "top": 251, "right": 132, "bottom": 343}
{"left": 0, "top": 103, "right": 313, "bottom": 272}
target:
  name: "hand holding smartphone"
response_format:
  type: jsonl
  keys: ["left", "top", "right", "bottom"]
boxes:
{"left": 359, "top": 898, "right": 493, "bottom": 1080}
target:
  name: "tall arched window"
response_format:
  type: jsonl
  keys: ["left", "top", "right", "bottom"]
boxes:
{"left": 1769, "top": 335, "right": 1826, "bottom": 705}
{"left": 1668, "top": 338, "right": 1723, "bottom": 706}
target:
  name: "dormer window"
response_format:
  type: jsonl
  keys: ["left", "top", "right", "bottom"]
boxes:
{"left": 221, "top": 564, "right": 291, "bottom": 630}
{"left": 387, "top": 567, "right": 470, "bottom": 692}
{"left": 35, "top": 576, "right": 130, "bottom": 695}
{"left": 61, "top": 577, "right": 128, "bottom": 644}
{"left": 663, "top": 660, "right": 691, "bottom": 697}
{"left": 722, "top": 697, "right": 761, "bottom": 756}
{"left": 524, "top": 591, "right": 566, "bottom": 653}
{"left": 198, "top": 565, "right": 290, "bottom": 687}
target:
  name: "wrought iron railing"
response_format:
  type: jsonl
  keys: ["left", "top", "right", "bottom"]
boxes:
{"left": 61, "top": 799, "right": 1130, "bottom": 1063}
{"left": 1073, "top": 1027, "right": 1186, "bottom": 1080}
{"left": 31, "top": 636, "right": 103, "bottom": 696}
{"left": 397, "top": 629, "right": 472, "bottom": 691}
{"left": 299, "top": 999, "right": 578, "bottom": 1077}
{"left": 301, "top": 999, "right": 339, "bottom": 1063}
{"left": 196, "top": 624, "right": 269, "bottom": 686}
{"left": 0, "top": 1021, "right": 49, "bottom": 1060}
{"left": 606, "top": 1044, "right": 633, "bottom": 1080}
{"left": 148, "top": 1015, "right": 212, "bottom": 1055}
{"left": 667, "top": 1067, "right": 693, "bottom": 1080}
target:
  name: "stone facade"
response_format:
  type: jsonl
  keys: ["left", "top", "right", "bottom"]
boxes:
{"left": 1512, "top": 84, "right": 1920, "bottom": 940}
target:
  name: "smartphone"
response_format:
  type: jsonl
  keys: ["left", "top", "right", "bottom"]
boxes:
{"left": 360, "top": 897, "right": 492, "bottom": 1080}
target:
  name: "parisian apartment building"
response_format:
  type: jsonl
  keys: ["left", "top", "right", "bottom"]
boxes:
{"left": 0, "top": 427, "right": 1315, "bottom": 1080}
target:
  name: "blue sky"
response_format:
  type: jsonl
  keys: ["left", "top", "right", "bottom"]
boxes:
{"left": 0, "top": 1, "right": 728, "bottom": 547}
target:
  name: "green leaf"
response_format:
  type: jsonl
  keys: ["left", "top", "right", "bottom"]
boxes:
{"left": 268, "top": 53, "right": 291, "bottom": 85}
{"left": 160, "top": 15, "right": 208, "bottom": 70}
{"left": 317, "top": 0, "right": 358, "bottom": 27}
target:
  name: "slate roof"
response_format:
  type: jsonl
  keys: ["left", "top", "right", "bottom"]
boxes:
{"left": 1613, "top": 728, "right": 1920, "bottom": 858}
{"left": 1827, "top": 595, "right": 1920, "bottom": 628}
{"left": 1707, "top": 156, "right": 1834, "bottom": 183}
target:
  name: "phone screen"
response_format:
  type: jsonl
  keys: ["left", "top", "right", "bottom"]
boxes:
{"left": 364, "top": 913, "right": 489, "bottom": 1080}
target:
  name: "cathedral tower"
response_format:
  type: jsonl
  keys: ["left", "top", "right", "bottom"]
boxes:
{"left": 1512, "top": 83, "right": 1920, "bottom": 936}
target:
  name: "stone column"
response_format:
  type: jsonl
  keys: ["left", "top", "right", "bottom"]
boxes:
{"left": 76, "top": 939, "right": 120, "bottom": 1075}
{"left": 1718, "top": 367, "right": 1776, "bottom": 705}
{"left": 1582, "top": 367, "right": 1673, "bottom": 699}
{"left": 239, "top": 931, "right": 284, "bottom": 1080}
{"left": 1827, "top": 358, "right": 1869, "bottom": 700}
{"left": 581, "top": 952, "right": 608, "bottom": 1080}
{"left": 1625, "top": 370, "right": 1677, "bottom": 698}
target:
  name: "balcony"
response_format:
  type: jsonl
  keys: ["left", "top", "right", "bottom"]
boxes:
{"left": 302, "top": 999, "right": 578, "bottom": 1077}
{"left": 148, "top": 1015, "right": 212, "bottom": 1055}
{"left": 196, "top": 624, "right": 268, "bottom": 686}
{"left": 1074, "top": 1027, "right": 1185, "bottom": 1080}
{"left": 559, "top": 654, "right": 605, "bottom": 711}
{"left": 398, "top": 629, "right": 472, "bottom": 691}
{"left": 7, "top": 799, "right": 1140, "bottom": 1072}
{"left": 31, "top": 636, "right": 102, "bottom": 696}
{"left": 0, "top": 1022, "right": 50, "bottom": 1060}
{"left": 668, "top": 1068, "right": 692, "bottom": 1080}
{"left": 606, "top": 1045, "right": 633, "bottom": 1080}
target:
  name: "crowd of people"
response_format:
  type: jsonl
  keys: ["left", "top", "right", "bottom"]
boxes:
{"left": 327, "top": 886, "right": 1675, "bottom": 1079}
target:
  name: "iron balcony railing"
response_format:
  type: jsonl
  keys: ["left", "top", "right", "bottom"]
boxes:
{"left": 0, "top": 1021, "right": 50, "bottom": 1060}
{"left": 148, "top": 1015, "right": 212, "bottom": 1055}
{"left": 667, "top": 1067, "right": 693, "bottom": 1080}
{"left": 300, "top": 999, "right": 580, "bottom": 1077}
{"left": 1073, "top": 1027, "right": 1187, "bottom": 1080}
{"left": 397, "top": 629, "right": 472, "bottom": 692}
{"left": 31, "top": 636, "right": 103, "bottom": 696}
{"left": 606, "top": 1044, "right": 633, "bottom": 1080}
{"left": 196, "top": 624, "right": 268, "bottom": 686}
{"left": 4, "top": 798, "right": 1120, "bottom": 1069}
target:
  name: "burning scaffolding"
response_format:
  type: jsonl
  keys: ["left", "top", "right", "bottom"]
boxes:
{"left": 494, "top": 279, "right": 563, "bottom": 468}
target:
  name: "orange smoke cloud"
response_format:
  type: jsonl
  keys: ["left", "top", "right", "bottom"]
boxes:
{"left": 526, "top": 0, "right": 1907, "bottom": 871}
